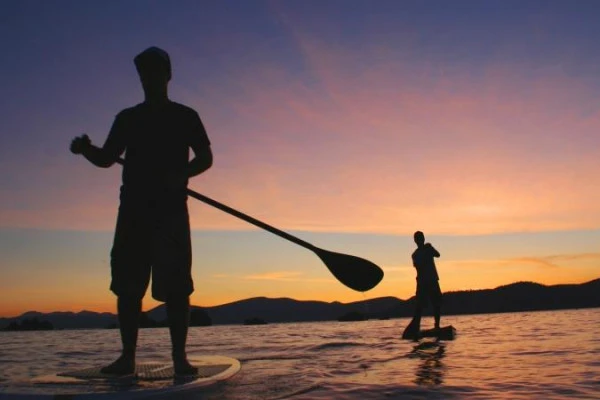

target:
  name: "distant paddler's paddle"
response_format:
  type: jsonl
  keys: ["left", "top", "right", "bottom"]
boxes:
{"left": 113, "top": 158, "right": 384, "bottom": 292}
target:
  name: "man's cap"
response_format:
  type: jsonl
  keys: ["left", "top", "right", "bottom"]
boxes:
{"left": 134, "top": 47, "right": 172, "bottom": 80}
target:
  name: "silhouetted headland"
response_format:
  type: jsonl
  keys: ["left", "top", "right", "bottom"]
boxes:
{"left": 2, "top": 317, "right": 54, "bottom": 331}
{"left": 337, "top": 311, "right": 367, "bottom": 322}
{"left": 104, "top": 309, "right": 213, "bottom": 329}
{"left": 243, "top": 317, "right": 268, "bottom": 325}
{"left": 1, "top": 279, "right": 598, "bottom": 331}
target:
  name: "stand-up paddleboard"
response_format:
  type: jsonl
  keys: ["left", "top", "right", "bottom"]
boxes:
{"left": 402, "top": 317, "right": 457, "bottom": 341}
{"left": 0, "top": 355, "right": 240, "bottom": 399}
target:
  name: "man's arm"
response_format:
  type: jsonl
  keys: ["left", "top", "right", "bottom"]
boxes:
{"left": 82, "top": 144, "right": 120, "bottom": 168}
{"left": 187, "top": 111, "right": 213, "bottom": 178}
{"left": 71, "top": 113, "right": 127, "bottom": 168}
{"left": 188, "top": 145, "right": 213, "bottom": 177}
{"left": 426, "top": 243, "right": 440, "bottom": 257}
{"left": 70, "top": 135, "right": 121, "bottom": 168}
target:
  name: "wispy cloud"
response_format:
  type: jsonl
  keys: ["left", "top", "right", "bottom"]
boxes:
{"left": 178, "top": 24, "right": 600, "bottom": 236}
{"left": 211, "top": 274, "right": 231, "bottom": 279}
{"left": 382, "top": 265, "right": 412, "bottom": 273}
{"left": 3, "top": 6, "right": 600, "bottom": 236}
{"left": 445, "top": 253, "right": 600, "bottom": 270}
{"left": 243, "top": 271, "right": 303, "bottom": 281}
{"left": 212, "top": 270, "right": 334, "bottom": 283}
{"left": 545, "top": 253, "right": 600, "bottom": 263}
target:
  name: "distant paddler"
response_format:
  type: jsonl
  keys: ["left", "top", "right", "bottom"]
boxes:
{"left": 402, "top": 231, "right": 443, "bottom": 340}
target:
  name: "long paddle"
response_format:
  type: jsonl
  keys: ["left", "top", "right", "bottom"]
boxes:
{"left": 111, "top": 157, "right": 383, "bottom": 292}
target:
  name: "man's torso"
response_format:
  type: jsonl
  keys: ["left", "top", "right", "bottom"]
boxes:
{"left": 412, "top": 247, "right": 440, "bottom": 282}
{"left": 110, "top": 101, "right": 209, "bottom": 206}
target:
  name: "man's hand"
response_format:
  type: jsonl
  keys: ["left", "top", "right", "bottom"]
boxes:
{"left": 70, "top": 135, "right": 119, "bottom": 168}
{"left": 70, "top": 134, "right": 91, "bottom": 155}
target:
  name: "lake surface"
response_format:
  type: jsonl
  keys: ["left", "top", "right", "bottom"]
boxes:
{"left": 1, "top": 308, "right": 599, "bottom": 399}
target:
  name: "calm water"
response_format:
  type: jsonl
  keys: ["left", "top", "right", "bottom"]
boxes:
{"left": 1, "top": 308, "right": 599, "bottom": 399}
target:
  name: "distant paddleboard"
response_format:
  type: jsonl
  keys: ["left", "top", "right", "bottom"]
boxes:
{"left": 402, "top": 320, "right": 457, "bottom": 341}
{"left": 417, "top": 325, "right": 456, "bottom": 340}
{"left": 0, "top": 355, "right": 240, "bottom": 399}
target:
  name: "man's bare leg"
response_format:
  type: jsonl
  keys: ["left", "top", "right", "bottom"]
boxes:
{"left": 101, "top": 296, "right": 141, "bottom": 375}
{"left": 166, "top": 296, "right": 198, "bottom": 375}
{"left": 433, "top": 304, "right": 441, "bottom": 330}
{"left": 402, "top": 305, "right": 422, "bottom": 340}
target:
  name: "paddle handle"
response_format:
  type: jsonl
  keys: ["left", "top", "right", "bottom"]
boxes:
{"left": 115, "top": 158, "right": 317, "bottom": 251}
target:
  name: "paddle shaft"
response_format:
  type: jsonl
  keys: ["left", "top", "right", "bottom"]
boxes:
{"left": 115, "top": 158, "right": 318, "bottom": 252}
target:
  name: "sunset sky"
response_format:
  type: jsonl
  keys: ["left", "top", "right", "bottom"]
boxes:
{"left": 1, "top": 1, "right": 599, "bottom": 317}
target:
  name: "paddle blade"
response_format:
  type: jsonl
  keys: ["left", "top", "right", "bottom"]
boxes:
{"left": 315, "top": 249, "right": 384, "bottom": 292}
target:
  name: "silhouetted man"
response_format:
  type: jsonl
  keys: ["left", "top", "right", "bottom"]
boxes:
{"left": 70, "top": 47, "right": 212, "bottom": 375}
{"left": 402, "top": 231, "right": 442, "bottom": 339}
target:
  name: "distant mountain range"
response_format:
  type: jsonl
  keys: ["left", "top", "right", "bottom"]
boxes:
{"left": 1, "top": 278, "right": 599, "bottom": 330}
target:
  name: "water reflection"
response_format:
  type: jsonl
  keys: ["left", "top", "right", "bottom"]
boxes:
{"left": 408, "top": 340, "right": 446, "bottom": 386}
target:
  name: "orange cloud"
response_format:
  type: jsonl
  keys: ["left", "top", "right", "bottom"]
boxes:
{"left": 242, "top": 271, "right": 303, "bottom": 281}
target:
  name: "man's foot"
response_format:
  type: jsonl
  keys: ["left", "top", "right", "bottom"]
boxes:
{"left": 173, "top": 357, "right": 198, "bottom": 376}
{"left": 100, "top": 355, "right": 135, "bottom": 375}
{"left": 402, "top": 327, "right": 420, "bottom": 340}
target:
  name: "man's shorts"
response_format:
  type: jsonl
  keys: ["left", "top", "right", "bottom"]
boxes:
{"left": 109, "top": 200, "right": 193, "bottom": 302}
{"left": 416, "top": 279, "right": 442, "bottom": 308}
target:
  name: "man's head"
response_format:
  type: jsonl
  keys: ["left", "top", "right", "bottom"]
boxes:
{"left": 134, "top": 47, "right": 171, "bottom": 96}
{"left": 413, "top": 231, "right": 425, "bottom": 246}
